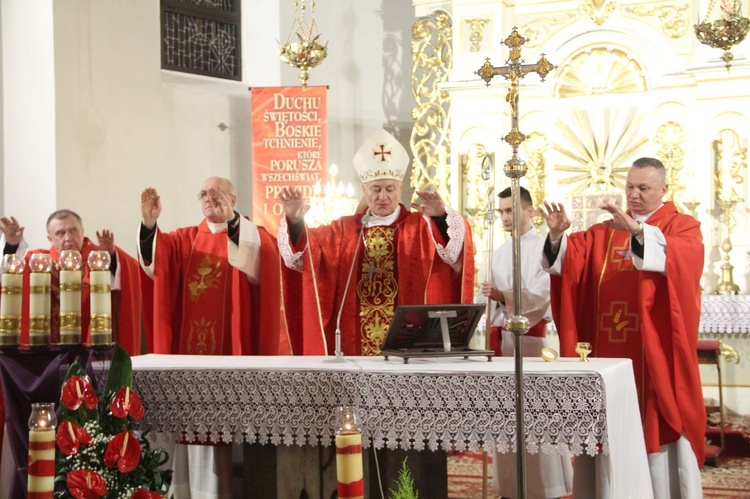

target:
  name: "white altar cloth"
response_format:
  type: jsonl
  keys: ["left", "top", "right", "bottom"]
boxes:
{"left": 131, "top": 355, "right": 652, "bottom": 498}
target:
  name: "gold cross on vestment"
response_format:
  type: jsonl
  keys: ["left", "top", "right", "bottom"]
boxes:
{"left": 476, "top": 27, "right": 554, "bottom": 177}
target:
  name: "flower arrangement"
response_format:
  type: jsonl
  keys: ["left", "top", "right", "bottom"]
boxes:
{"left": 54, "top": 345, "right": 171, "bottom": 498}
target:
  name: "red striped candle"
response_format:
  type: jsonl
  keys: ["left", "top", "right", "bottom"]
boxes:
{"left": 28, "top": 402, "right": 56, "bottom": 498}
{"left": 335, "top": 432, "right": 363, "bottom": 498}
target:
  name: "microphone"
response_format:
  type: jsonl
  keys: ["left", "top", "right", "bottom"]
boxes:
{"left": 326, "top": 211, "right": 370, "bottom": 362}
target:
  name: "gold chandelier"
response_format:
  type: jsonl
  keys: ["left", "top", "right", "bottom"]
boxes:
{"left": 694, "top": 0, "right": 749, "bottom": 70}
{"left": 279, "top": 0, "right": 328, "bottom": 87}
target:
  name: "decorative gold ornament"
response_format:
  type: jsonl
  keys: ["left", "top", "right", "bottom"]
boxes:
{"left": 465, "top": 18, "right": 489, "bottom": 53}
{"left": 580, "top": 0, "right": 619, "bottom": 26}
{"left": 279, "top": 0, "right": 328, "bottom": 87}
{"left": 410, "top": 11, "right": 452, "bottom": 200}
{"left": 694, "top": 0, "right": 749, "bottom": 70}
{"left": 554, "top": 47, "right": 646, "bottom": 98}
{"left": 624, "top": 3, "right": 689, "bottom": 38}
{"left": 655, "top": 121, "right": 688, "bottom": 209}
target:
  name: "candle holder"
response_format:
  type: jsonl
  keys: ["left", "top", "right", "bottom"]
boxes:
{"left": 28, "top": 402, "right": 57, "bottom": 497}
{"left": 0, "top": 254, "right": 25, "bottom": 347}
{"left": 87, "top": 250, "right": 112, "bottom": 346}
{"left": 334, "top": 405, "right": 364, "bottom": 499}
{"left": 58, "top": 250, "right": 83, "bottom": 345}
{"left": 27, "top": 254, "right": 53, "bottom": 347}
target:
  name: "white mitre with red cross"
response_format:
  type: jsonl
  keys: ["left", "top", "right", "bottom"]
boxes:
{"left": 353, "top": 128, "right": 409, "bottom": 183}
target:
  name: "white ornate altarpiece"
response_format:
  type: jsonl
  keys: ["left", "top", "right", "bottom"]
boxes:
{"left": 410, "top": 0, "right": 750, "bottom": 411}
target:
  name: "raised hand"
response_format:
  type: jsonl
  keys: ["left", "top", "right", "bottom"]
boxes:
{"left": 600, "top": 203, "right": 639, "bottom": 233}
{"left": 207, "top": 187, "right": 235, "bottom": 222}
{"left": 141, "top": 188, "right": 162, "bottom": 229}
{"left": 279, "top": 187, "right": 310, "bottom": 224}
{"left": 540, "top": 201, "right": 571, "bottom": 241}
{"left": 95, "top": 229, "right": 116, "bottom": 254}
{"left": 0, "top": 216, "right": 24, "bottom": 245}
{"left": 412, "top": 190, "right": 446, "bottom": 217}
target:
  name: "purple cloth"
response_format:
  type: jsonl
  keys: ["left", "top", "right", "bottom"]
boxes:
{"left": 0, "top": 345, "right": 112, "bottom": 498}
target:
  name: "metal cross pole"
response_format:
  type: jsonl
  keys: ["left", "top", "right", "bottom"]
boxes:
{"left": 476, "top": 27, "right": 554, "bottom": 499}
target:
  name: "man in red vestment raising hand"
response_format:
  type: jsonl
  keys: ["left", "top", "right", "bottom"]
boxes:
{"left": 540, "top": 157, "right": 705, "bottom": 499}
{"left": 138, "top": 176, "right": 289, "bottom": 498}
{"left": 272, "top": 128, "right": 474, "bottom": 498}
{"left": 0, "top": 210, "right": 141, "bottom": 354}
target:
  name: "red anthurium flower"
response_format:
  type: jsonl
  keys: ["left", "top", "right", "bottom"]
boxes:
{"left": 62, "top": 375, "right": 98, "bottom": 411}
{"left": 66, "top": 469, "right": 107, "bottom": 499}
{"left": 56, "top": 420, "right": 92, "bottom": 456}
{"left": 110, "top": 387, "right": 145, "bottom": 420}
{"left": 131, "top": 489, "right": 164, "bottom": 499}
{"left": 104, "top": 431, "right": 141, "bottom": 472}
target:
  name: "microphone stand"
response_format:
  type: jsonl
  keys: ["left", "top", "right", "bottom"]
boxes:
{"left": 325, "top": 212, "right": 369, "bottom": 363}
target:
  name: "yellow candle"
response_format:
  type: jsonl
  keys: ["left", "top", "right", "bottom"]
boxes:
{"left": 0, "top": 273, "right": 23, "bottom": 346}
{"left": 59, "top": 269, "right": 82, "bottom": 344}
{"left": 29, "top": 272, "right": 51, "bottom": 346}
{"left": 335, "top": 432, "right": 364, "bottom": 499}
{"left": 89, "top": 269, "right": 111, "bottom": 345}
{"left": 27, "top": 429, "right": 55, "bottom": 497}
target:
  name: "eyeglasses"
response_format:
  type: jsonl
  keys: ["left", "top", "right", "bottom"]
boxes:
{"left": 197, "top": 191, "right": 210, "bottom": 200}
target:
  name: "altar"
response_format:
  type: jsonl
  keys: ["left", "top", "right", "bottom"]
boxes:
{"left": 131, "top": 354, "right": 653, "bottom": 498}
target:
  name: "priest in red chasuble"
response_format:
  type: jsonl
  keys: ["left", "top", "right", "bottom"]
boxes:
{"left": 276, "top": 128, "right": 475, "bottom": 357}
{"left": 0, "top": 210, "right": 141, "bottom": 354}
{"left": 541, "top": 157, "right": 704, "bottom": 497}
{"left": 138, "top": 177, "right": 289, "bottom": 499}
{"left": 138, "top": 177, "right": 289, "bottom": 356}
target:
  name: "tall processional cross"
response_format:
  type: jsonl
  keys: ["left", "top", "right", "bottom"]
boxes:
{"left": 475, "top": 27, "right": 555, "bottom": 499}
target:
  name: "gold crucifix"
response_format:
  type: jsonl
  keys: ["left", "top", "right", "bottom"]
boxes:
{"left": 476, "top": 27, "right": 554, "bottom": 176}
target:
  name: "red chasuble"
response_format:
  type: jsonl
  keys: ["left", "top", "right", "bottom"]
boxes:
{"left": 550, "top": 202, "right": 704, "bottom": 464}
{"left": 18, "top": 239, "right": 142, "bottom": 355}
{"left": 142, "top": 220, "right": 289, "bottom": 356}
{"left": 285, "top": 205, "right": 475, "bottom": 356}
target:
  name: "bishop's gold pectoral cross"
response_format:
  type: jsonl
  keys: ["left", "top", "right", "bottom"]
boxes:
{"left": 476, "top": 27, "right": 554, "bottom": 176}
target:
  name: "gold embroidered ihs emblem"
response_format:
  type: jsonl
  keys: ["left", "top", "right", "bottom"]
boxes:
{"left": 358, "top": 226, "right": 398, "bottom": 355}
{"left": 187, "top": 316, "right": 217, "bottom": 354}
{"left": 188, "top": 255, "right": 224, "bottom": 302}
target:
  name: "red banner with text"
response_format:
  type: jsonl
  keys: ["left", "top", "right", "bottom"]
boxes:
{"left": 251, "top": 86, "right": 327, "bottom": 234}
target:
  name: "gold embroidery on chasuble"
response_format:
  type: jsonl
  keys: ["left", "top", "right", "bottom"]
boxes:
{"left": 357, "top": 226, "right": 398, "bottom": 356}
{"left": 185, "top": 254, "right": 227, "bottom": 355}
{"left": 599, "top": 301, "right": 639, "bottom": 343}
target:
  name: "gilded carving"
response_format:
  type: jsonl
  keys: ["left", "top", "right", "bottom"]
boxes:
{"left": 522, "top": 12, "right": 578, "bottom": 48}
{"left": 521, "top": 132, "right": 550, "bottom": 229}
{"left": 655, "top": 121, "right": 687, "bottom": 209}
{"left": 624, "top": 3, "right": 689, "bottom": 38}
{"left": 410, "top": 11, "right": 452, "bottom": 200}
{"left": 580, "top": 0, "right": 620, "bottom": 26}
{"left": 465, "top": 18, "right": 489, "bottom": 53}
{"left": 555, "top": 47, "right": 647, "bottom": 98}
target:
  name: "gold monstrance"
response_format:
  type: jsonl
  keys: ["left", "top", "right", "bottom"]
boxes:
{"left": 476, "top": 27, "right": 554, "bottom": 499}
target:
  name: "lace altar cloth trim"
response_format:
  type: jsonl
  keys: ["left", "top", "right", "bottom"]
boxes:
{"left": 133, "top": 369, "right": 607, "bottom": 456}
{"left": 699, "top": 295, "right": 750, "bottom": 334}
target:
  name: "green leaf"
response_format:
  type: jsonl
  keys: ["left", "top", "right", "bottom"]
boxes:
{"left": 105, "top": 344, "right": 133, "bottom": 393}
{"left": 389, "top": 457, "right": 419, "bottom": 499}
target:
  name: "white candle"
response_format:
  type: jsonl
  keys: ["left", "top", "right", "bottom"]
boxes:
{"left": 89, "top": 269, "right": 111, "bottom": 345}
{"left": 59, "top": 269, "right": 82, "bottom": 344}
{"left": 0, "top": 273, "right": 23, "bottom": 346}
{"left": 29, "top": 273, "right": 51, "bottom": 345}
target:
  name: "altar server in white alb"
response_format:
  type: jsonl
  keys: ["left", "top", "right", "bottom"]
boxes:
{"left": 479, "top": 186, "right": 573, "bottom": 498}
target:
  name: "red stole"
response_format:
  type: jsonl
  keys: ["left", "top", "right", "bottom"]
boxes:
{"left": 142, "top": 220, "right": 289, "bottom": 356}
{"left": 287, "top": 205, "right": 475, "bottom": 356}
{"left": 551, "top": 202, "right": 705, "bottom": 464}
{"left": 18, "top": 239, "right": 142, "bottom": 356}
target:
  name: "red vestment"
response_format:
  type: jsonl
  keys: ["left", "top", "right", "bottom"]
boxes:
{"left": 141, "top": 220, "right": 289, "bottom": 355}
{"left": 550, "top": 202, "right": 704, "bottom": 464}
{"left": 284, "top": 206, "right": 475, "bottom": 355}
{"left": 17, "top": 239, "right": 142, "bottom": 355}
